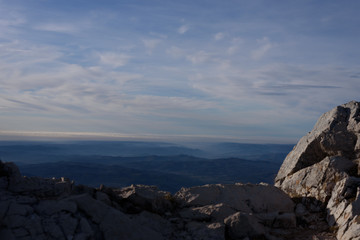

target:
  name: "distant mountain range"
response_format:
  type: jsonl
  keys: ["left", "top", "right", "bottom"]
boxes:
{"left": 0, "top": 141, "right": 294, "bottom": 192}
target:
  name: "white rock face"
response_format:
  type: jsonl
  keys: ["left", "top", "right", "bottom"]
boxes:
{"left": 175, "top": 183, "right": 296, "bottom": 239}
{"left": 276, "top": 100, "right": 360, "bottom": 240}
{"left": 276, "top": 101, "right": 360, "bottom": 185}
{"left": 117, "top": 184, "right": 173, "bottom": 214}
{"left": 175, "top": 183, "right": 294, "bottom": 213}
{"left": 279, "top": 156, "right": 355, "bottom": 202}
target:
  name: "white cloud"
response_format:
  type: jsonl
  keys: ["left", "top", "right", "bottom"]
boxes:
{"left": 214, "top": 32, "right": 224, "bottom": 41}
{"left": 149, "top": 32, "right": 168, "bottom": 39}
{"left": 227, "top": 46, "right": 238, "bottom": 55}
{"left": 129, "top": 95, "right": 216, "bottom": 112}
{"left": 189, "top": 63, "right": 358, "bottom": 117}
{"left": 0, "top": 5, "right": 25, "bottom": 39}
{"left": 0, "top": 1, "right": 25, "bottom": 26}
{"left": 99, "top": 52, "right": 130, "bottom": 68}
{"left": 186, "top": 51, "right": 211, "bottom": 64}
{"left": 0, "top": 13, "right": 25, "bottom": 27}
{"left": 34, "top": 23, "right": 78, "bottom": 34}
{"left": 166, "top": 46, "right": 185, "bottom": 58}
{"left": 0, "top": 1, "right": 358, "bottom": 141}
{"left": 227, "top": 38, "right": 243, "bottom": 55}
{"left": 142, "top": 38, "right": 161, "bottom": 54}
{"left": 251, "top": 37, "right": 273, "bottom": 60}
{"left": 0, "top": 40, "right": 145, "bottom": 117}
{"left": 178, "top": 25, "right": 189, "bottom": 34}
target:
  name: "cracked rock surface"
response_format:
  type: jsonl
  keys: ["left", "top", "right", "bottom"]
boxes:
{"left": 0, "top": 162, "right": 304, "bottom": 240}
{"left": 276, "top": 101, "right": 360, "bottom": 240}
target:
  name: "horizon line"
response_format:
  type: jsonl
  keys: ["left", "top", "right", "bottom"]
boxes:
{"left": 0, "top": 130, "right": 297, "bottom": 144}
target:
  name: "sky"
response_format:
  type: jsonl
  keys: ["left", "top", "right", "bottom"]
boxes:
{"left": 0, "top": 0, "right": 359, "bottom": 143}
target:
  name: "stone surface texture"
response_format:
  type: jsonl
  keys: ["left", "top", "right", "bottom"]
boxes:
{"left": 0, "top": 161, "right": 300, "bottom": 240}
{"left": 276, "top": 100, "right": 360, "bottom": 240}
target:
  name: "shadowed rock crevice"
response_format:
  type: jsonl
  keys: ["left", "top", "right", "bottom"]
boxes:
{"left": 291, "top": 138, "right": 327, "bottom": 176}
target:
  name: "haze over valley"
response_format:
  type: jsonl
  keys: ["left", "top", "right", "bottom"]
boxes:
{"left": 0, "top": 141, "right": 293, "bottom": 192}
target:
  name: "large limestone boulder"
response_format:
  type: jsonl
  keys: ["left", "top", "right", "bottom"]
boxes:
{"left": 279, "top": 156, "right": 355, "bottom": 202}
{"left": 326, "top": 177, "right": 360, "bottom": 240}
{"left": 176, "top": 183, "right": 294, "bottom": 213}
{"left": 275, "top": 101, "right": 360, "bottom": 240}
{"left": 275, "top": 100, "right": 360, "bottom": 185}
{"left": 116, "top": 184, "right": 174, "bottom": 214}
{"left": 175, "top": 183, "right": 296, "bottom": 239}
{"left": 224, "top": 212, "right": 266, "bottom": 239}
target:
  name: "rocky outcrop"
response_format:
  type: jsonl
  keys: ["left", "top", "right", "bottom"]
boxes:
{"left": 276, "top": 100, "right": 360, "bottom": 240}
{"left": 0, "top": 162, "right": 167, "bottom": 240}
{"left": 0, "top": 160, "right": 303, "bottom": 240}
{"left": 175, "top": 183, "right": 297, "bottom": 239}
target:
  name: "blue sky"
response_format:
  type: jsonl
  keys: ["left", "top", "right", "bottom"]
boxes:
{"left": 0, "top": 0, "right": 359, "bottom": 143}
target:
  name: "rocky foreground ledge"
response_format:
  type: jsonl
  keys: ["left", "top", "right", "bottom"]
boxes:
{"left": 0, "top": 101, "right": 360, "bottom": 240}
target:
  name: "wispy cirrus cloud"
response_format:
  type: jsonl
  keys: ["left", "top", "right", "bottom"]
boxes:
{"left": 227, "top": 38, "right": 243, "bottom": 55}
{"left": 251, "top": 37, "right": 273, "bottom": 60}
{"left": 214, "top": 32, "right": 224, "bottom": 41}
{"left": 166, "top": 46, "right": 185, "bottom": 58}
{"left": 142, "top": 38, "right": 162, "bottom": 54}
{"left": 178, "top": 24, "right": 189, "bottom": 34}
{"left": 190, "top": 63, "right": 356, "bottom": 114}
{"left": 0, "top": 13, "right": 25, "bottom": 27}
{"left": 34, "top": 23, "right": 79, "bottom": 34}
{"left": 0, "top": 0, "right": 359, "bottom": 142}
{"left": 186, "top": 51, "right": 211, "bottom": 64}
{"left": 98, "top": 52, "right": 131, "bottom": 68}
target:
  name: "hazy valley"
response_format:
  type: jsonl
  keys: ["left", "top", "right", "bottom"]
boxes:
{"left": 0, "top": 141, "right": 293, "bottom": 192}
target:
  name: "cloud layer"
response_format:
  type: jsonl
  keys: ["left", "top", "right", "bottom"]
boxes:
{"left": 0, "top": 0, "right": 359, "bottom": 143}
